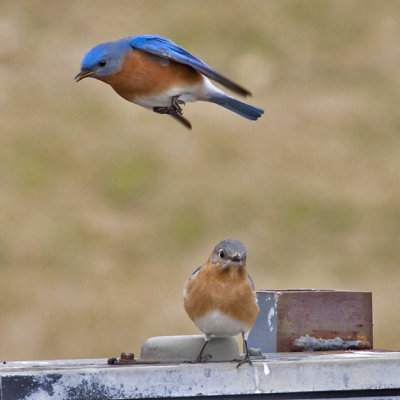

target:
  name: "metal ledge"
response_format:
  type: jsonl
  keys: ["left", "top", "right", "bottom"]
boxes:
{"left": 1, "top": 351, "right": 400, "bottom": 399}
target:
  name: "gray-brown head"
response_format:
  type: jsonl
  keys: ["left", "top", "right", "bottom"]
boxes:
{"left": 209, "top": 238, "right": 247, "bottom": 269}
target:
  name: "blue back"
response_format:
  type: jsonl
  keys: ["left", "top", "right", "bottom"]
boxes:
{"left": 130, "top": 35, "right": 250, "bottom": 96}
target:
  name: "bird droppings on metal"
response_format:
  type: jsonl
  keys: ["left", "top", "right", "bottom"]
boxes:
{"left": 248, "top": 347, "right": 262, "bottom": 356}
{"left": 253, "top": 363, "right": 261, "bottom": 393}
{"left": 343, "top": 373, "right": 350, "bottom": 388}
{"left": 267, "top": 306, "right": 275, "bottom": 332}
{"left": 291, "top": 335, "right": 372, "bottom": 352}
{"left": 263, "top": 362, "right": 270, "bottom": 376}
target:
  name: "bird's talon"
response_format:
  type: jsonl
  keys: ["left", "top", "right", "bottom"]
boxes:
{"left": 153, "top": 106, "right": 170, "bottom": 115}
{"left": 171, "top": 96, "right": 185, "bottom": 115}
{"left": 196, "top": 354, "right": 212, "bottom": 363}
{"left": 172, "top": 103, "right": 183, "bottom": 115}
{"left": 236, "top": 357, "right": 252, "bottom": 368}
{"left": 173, "top": 106, "right": 183, "bottom": 115}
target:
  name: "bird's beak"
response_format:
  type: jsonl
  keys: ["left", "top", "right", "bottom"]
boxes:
{"left": 231, "top": 254, "right": 242, "bottom": 262}
{"left": 223, "top": 254, "right": 245, "bottom": 268}
{"left": 74, "top": 70, "right": 96, "bottom": 82}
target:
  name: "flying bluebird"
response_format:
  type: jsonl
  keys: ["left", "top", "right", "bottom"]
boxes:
{"left": 75, "top": 35, "right": 264, "bottom": 129}
{"left": 183, "top": 239, "right": 259, "bottom": 367}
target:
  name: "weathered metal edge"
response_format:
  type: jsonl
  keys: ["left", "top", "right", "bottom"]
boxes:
{"left": 1, "top": 351, "right": 400, "bottom": 400}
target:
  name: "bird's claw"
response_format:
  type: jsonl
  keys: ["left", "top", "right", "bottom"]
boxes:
{"left": 153, "top": 97, "right": 191, "bottom": 129}
{"left": 183, "top": 354, "right": 212, "bottom": 364}
{"left": 153, "top": 96, "right": 185, "bottom": 115}
{"left": 153, "top": 106, "right": 170, "bottom": 115}
{"left": 196, "top": 353, "right": 212, "bottom": 363}
{"left": 234, "top": 355, "right": 253, "bottom": 368}
{"left": 171, "top": 96, "right": 185, "bottom": 115}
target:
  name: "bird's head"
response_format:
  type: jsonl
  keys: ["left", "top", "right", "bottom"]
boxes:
{"left": 210, "top": 239, "right": 247, "bottom": 269}
{"left": 75, "top": 39, "right": 130, "bottom": 82}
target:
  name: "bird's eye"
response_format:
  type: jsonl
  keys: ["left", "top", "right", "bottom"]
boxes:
{"left": 219, "top": 249, "right": 225, "bottom": 259}
{"left": 98, "top": 59, "right": 107, "bottom": 67}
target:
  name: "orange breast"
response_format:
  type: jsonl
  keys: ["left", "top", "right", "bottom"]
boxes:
{"left": 99, "top": 49, "right": 203, "bottom": 101}
{"left": 184, "top": 261, "right": 259, "bottom": 329}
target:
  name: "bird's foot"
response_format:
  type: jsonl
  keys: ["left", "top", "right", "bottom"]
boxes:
{"left": 169, "top": 112, "right": 192, "bottom": 129}
{"left": 153, "top": 96, "right": 185, "bottom": 115}
{"left": 153, "top": 106, "right": 170, "bottom": 115}
{"left": 196, "top": 353, "right": 212, "bottom": 363}
{"left": 233, "top": 355, "right": 253, "bottom": 368}
{"left": 182, "top": 354, "right": 211, "bottom": 364}
{"left": 171, "top": 96, "right": 185, "bottom": 115}
{"left": 153, "top": 97, "right": 191, "bottom": 129}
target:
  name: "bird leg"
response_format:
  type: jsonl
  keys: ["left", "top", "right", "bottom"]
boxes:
{"left": 196, "top": 338, "right": 211, "bottom": 363}
{"left": 171, "top": 96, "right": 185, "bottom": 115}
{"left": 235, "top": 333, "right": 252, "bottom": 368}
{"left": 153, "top": 96, "right": 192, "bottom": 129}
{"left": 152, "top": 96, "right": 184, "bottom": 114}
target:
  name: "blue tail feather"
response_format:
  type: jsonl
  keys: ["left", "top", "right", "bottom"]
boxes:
{"left": 208, "top": 95, "right": 264, "bottom": 120}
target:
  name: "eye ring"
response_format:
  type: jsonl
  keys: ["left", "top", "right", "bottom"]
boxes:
{"left": 98, "top": 59, "right": 107, "bottom": 67}
{"left": 218, "top": 249, "right": 225, "bottom": 259}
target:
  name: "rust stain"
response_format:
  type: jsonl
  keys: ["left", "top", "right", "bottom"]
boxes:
{"left": 274, "top": 290, "right": 373, "bottom": 352}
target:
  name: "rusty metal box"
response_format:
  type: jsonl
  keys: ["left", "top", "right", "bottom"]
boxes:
{"left": 248, "top": 290, "right": 373, "bottom": 353}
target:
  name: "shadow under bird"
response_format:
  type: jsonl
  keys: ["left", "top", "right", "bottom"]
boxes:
{"left": 75, "top": 35, "right": 264, "bottom": 129}
{"left": 184, "top": 239, "right": 259, "bottom": 367}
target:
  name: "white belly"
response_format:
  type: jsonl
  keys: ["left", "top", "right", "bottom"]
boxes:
{"left": 132, "top": 82, "right": 205, "bottom": 109}
{"left": 195, "top": 310, "right": 249, "bottom": 337}
{"left": 131, "top": 77, "right": 224, "bottom": 109}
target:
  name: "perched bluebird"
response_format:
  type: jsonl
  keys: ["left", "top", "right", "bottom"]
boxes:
{"left": 75, "top": 35, "right": 264, "bottom": 129}
{"left": 184, "top": 239, "right": 259, "bottom": 367}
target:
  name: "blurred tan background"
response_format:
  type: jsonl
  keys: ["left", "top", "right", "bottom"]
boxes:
{"left": 1, "top": 0, "right": 399, "bottom": 361}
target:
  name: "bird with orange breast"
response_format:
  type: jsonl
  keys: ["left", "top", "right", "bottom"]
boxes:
{"left": 75, "top": 35, "right": 264, "bottom": 129}
{"left": 184, "top": 239, "right": 259, "bottom": 367}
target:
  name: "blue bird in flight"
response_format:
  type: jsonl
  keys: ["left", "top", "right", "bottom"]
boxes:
{"left": 75, "top": 35, "right": 264, "bottom": 129}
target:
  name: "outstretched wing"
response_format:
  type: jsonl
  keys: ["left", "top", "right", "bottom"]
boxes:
{"left": 130, "top": 35, "right": 251, "bottom": 97}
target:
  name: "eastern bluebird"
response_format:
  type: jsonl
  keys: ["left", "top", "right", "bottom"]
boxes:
{"left": 75, "top": 35, "right": 264, "bottom": 129}
{"left": 183, "top": 239, "right": 259, "bottom": 367}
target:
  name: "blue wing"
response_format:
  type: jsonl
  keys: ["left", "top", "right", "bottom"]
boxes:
{"left": 189, "top": 265, "right": 202, "bottom": 280}
{"left": 130, "top": 35, "right": 251, "bottom": 97}
{"left": 247, "top": 273, "right": 255, "bottom": 289}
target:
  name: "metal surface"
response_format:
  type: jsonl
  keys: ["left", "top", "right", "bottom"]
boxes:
{"left": 248, "top": 290, "right": 372, "bottom": 353}
{"left": 0, "top": 290, "right": 383, "bottom": 399}
{"left": 1, "top": 351, "right": 400, "bottom": 399}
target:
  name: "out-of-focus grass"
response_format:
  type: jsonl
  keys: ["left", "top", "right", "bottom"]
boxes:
{"left": 1, "top": 0, "right": 400, "bottom": 360}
